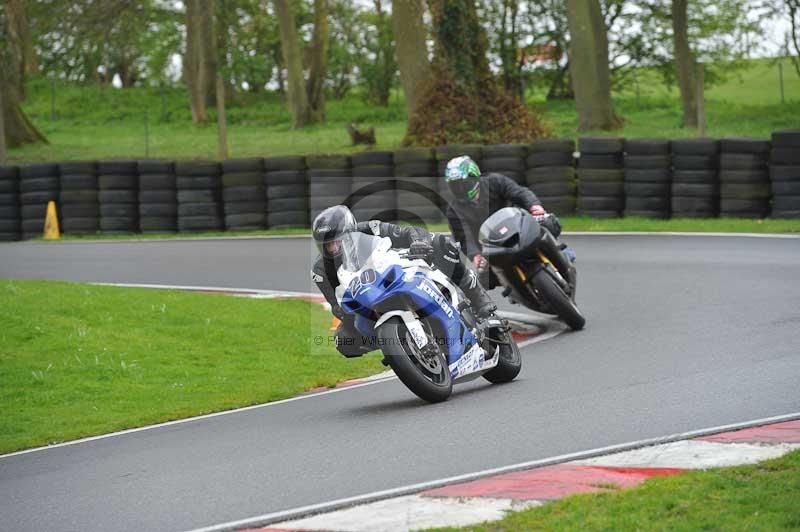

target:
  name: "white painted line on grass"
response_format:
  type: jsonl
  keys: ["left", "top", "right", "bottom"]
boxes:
{"left": 0, "top": 285, "right": 562, "bottom": 461}
{"left": 91, "top": 282, "right": 318, "bottom": 299}
{"left": 186, "top": 411, "right": 800, "bottom": 532}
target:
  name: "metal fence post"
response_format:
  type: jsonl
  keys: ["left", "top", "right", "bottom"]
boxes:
{"left": 696, "top": 63, "right": 706, "bottom": 138}
{"left": 779, "top": 62, "right": 785, "bottom": 104}
{"left": 50, "top": 79, "right": 56, "bottom": 121}
{"left": 0, "top": 86, "right": 6, "bottom": 163}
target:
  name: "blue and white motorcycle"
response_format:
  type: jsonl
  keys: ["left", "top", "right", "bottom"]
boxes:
{"left": 336, "top": 232, "right": 521, "bottom": 403}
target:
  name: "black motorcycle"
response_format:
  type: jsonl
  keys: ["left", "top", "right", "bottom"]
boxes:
{"left": 478, "top": 207, "right": 585, "bottom": 330}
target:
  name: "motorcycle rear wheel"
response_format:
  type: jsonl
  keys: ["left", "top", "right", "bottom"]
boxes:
{"left": 377, "top": 317, "right": 452, "bottom": 403}
{"left": 531, "top": 269, "right": 586, "bottom": 330}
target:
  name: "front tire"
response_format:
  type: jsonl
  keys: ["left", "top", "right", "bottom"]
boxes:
{"left": 531, "top": 269, "right": 586, "bottom": 330}
{"left": 377, "top": 317, "right": 452, "bottom": 403}
{"left": 483, "top": 328, "right": 522, "bottom": 384}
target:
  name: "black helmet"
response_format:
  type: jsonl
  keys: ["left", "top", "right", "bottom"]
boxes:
{"left": 312, "top": 205, "right": 357, "bottom": 259}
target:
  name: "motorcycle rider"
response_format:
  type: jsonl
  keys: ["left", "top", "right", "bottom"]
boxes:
{"left": 444, "top": 156, "right": 575, "bottom": 280}
{"left": 311, "top": 205, "right": 498, "bottom": 358}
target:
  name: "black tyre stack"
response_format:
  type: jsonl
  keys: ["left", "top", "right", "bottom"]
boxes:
{"left": 481, "top": 144, "right": 527, "bottom": 184}
{"left": 0, "top": 166, "right": 20, "bottom": 241}
{"left": 623, "top": 139, "right": 671, "bottom": 219}
{"left": 59, "top": 162, "right": 99, "bottom": 235}
{"left": 97, "top": 161, "right": 138, "bottom": 234}
{"left": 176, "top": 162, "right": 224, "bottom": 232}
{"left": 19, "top": 164, "right": 59, "bottom": 239}
{"left": 307, "top": 155, "right": 351, "bottom": 224}
{"left": 264, "top": 156, "right": 308, "bottom": 228}
{"left": 576, "top": 137, "right": 625, "bottom": 218}
{"left": 670, "top": 139, "right": 719, "bottom": 218}
{"left": 138, "top": 160, "right": 177, "bottom": 233}
{"left": 718, "top": 138, "right": 771, "bottom": 218}
{"left": 350, "top": 151, "right": 396, "bottom": 222}
{"left": 394, "top": 148, "right": 441, "bottom": 224}
{"left": 435, "top": 144, "right": 483, "bottom": 210}
{"left": 769, "top": 130, "right": 800, "bottom": 218}
{"left": 221, "top": 158, "right": 266, "bottom": 231}
{"left": 525, "top": 139, "right": 576, "bottom": 216}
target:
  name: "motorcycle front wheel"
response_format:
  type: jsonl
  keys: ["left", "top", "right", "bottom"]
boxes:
{"left": 377, "top": 317, "right": 452, "bottom": 403}
{"left": 482, "top": 327, "right": 522, "bottom": 384}
{"left": 531, "top": 269, "right": 586, "bottom": 330}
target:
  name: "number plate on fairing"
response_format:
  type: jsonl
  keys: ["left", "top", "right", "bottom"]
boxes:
{"left": 407, "top": 320, "right": 429, "bottom": 348}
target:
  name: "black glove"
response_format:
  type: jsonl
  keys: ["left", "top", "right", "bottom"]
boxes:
{"left": 409, "top": 239, "right": 434, "bottom": 259}
{"left": 540, "top": 214, "right": 562, "bottom": 238}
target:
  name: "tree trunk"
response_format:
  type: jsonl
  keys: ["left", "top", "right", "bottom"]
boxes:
{"left": 306, "top": 0, "right": 328, "bottom": 122}
{"left": 404, "top": 0, "right": 549, "bottom": 145}
{"left": 273, "top": 0, "right": 311, "bottom": 128}
{"left": 1, "top": 7, "right": 47, "bottom": 148}
{"left": 185, "top": 0, "right": 217, "bottom": 123}
{"left": 392, "top": 0, "right": 431, "bottom": 117}
{"left": 7, "top": 0, "right": 38, "bottom": 79}
{"left": 565, "top": 0, "right": 622, "bottom": 131}
{"left": 672, "top": 0, "right": 698, "bottom": 128}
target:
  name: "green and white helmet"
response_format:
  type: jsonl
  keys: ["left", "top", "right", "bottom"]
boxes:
{"left": 445, "top": 156, "right": 481, "bottom": 201}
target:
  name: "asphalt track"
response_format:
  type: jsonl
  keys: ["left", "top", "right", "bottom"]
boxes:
{"left": 1, "top": 234, "right": 799, "bottom": 532}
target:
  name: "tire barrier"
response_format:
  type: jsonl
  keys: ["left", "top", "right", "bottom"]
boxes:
{"left": 2, "top": 133, "right": 796, "bottom": 242}
{"left": 307, "top": 155, "right": 351, "bottom": 224}
{"left": 59, "top": 162, "right": 99, "bottom": 235}
{"left": 138, "top": 160, "right": 177, "bottom": 233}
{"left": 526, "top": 139, "right": 576, "bottom": 216}
{"left": 221, "top": 158, "right": 266, "bottom": 231}
{"left": 624, "top": 139, "right": 671, "bottom": 219}
{"left": 481, "top": 144, "right": 527, "bottom": 185}
{"left": 265, "top": 156, "right": 308, "bottom": 229}
{"left": 351, "top": 151, "right": 396, "bottom": 223}
{"left": 0, "top": 166, "right": 20, "bottom": 241}
{"left": 175, "top": 161, "right": 223, "bottom": 232}
{"left": 98, "top": 161, "right": 138, "bottom": 234}
{"left": 19, "top": 163, "right": 59, "bottom": 239}
{"left": 718, "top": 138, "right": 771, "bottom": 218}
{"left": 577, "top": 137, "right": 625, "bottom": 218}
{"left": 394, "top": 148, "right": 441, "bottom": 223}
{"left": 769, "top": 130, "right": 800, "bottom": 219}
{"left": 670, "top": 139, "right": 719, "bottom": 218}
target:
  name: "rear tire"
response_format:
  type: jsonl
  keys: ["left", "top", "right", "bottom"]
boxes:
{"left": 531, "top": 269, "right": 586, "bottom": 330}
{"left": 377, "top": 317, "right": 452, "bottom": 403}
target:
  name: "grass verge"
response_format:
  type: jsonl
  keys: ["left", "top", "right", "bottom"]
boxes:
{"left": 8, "top": 58, "right": 798, "bottom": 163}
{"left": 11, "top": 216, "right": 800, "bottom": 243}
{"left": 0, "top": 280, "right": 384, "bottom": 454}
{"left": 431, "top": 449, "right": 800, "bottom": 531}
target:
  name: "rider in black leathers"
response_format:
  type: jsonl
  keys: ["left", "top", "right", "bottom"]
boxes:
{"left": 311, "top": 205, "right": 497, "bottom": 357}
{"left": 443, "top": 156, "right": 574, "bottom": 288}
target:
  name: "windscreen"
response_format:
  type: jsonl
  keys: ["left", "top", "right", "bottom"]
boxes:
{"left": 341, "top": 232, "right": 386, "bottom": 272}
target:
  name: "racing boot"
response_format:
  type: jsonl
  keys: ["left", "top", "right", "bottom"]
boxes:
{"left": 458, "top": 268, "right": 497, "bottom": 320}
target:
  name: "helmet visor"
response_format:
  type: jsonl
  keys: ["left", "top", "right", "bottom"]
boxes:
{"left": 448, "top": 176, "right": 480, "bottom": 200}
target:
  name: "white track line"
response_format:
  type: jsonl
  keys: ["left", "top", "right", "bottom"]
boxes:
{"left": 188, "top": 411, "right": 800, "bottom": 532}
{"left": 564, "top": 231, "right": 800, "bottom": 238}
{"left": 5, "top": 231, "right": 798, "bottom": 246}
